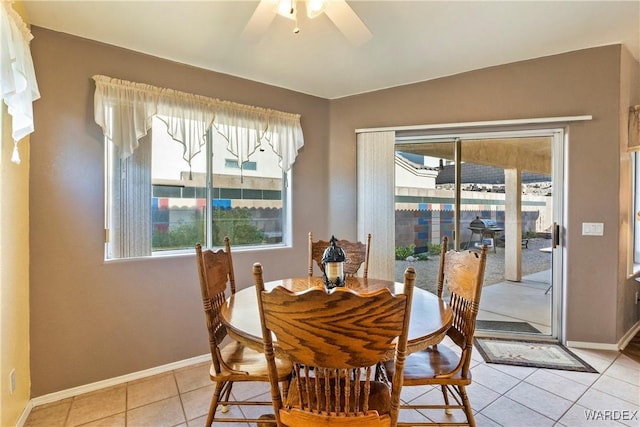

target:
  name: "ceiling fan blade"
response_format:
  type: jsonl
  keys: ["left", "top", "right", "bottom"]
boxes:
{"left": 324, "top": 0, "right": 372, "bottom": 46}
{"left": 241, "top": 0, "right": 278, "bottom": 42}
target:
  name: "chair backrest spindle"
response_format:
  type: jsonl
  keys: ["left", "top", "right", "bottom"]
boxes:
{"left": 436, "top": 236, "right": 448, "bottom": 297}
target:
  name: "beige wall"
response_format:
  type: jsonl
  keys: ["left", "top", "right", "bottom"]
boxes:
{"left": 329, "top": 45, "right": 640, "bottom": 345}
{"left": 27, "top": 26, "right": 640, "bottom": 397}
{"left": 28, "top": 27, "right": 330, "bottom": 397}
{"left": 1, "top": 109, "right": 31, "bottom": 426}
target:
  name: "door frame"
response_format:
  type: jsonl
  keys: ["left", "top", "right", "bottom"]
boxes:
{"left": 357, "top": 115, "right": 591, "bottom": 343}
{"left": 394, "top": 127, "right": 565, "bottom": 341}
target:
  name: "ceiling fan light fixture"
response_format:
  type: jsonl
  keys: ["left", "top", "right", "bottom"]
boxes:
{"left": 306, "top": 0, "right": 327, "bottom": 19}
{"left": 245, "top": 0, "right": 371, "bottom": 45}
{"left": 276, "top": 0, "right": 297, "bottom": 20}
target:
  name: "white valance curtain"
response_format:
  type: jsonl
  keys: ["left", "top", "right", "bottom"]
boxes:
{"left": 93, "top": 75, "right": 304, "bottom": 172}
{"left": 0, "top": 2, "right": 41, "bottom": 164}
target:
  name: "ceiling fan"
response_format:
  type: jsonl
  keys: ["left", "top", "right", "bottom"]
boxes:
{"left": 242, "top": 0, "right": 372, "bottom": 46}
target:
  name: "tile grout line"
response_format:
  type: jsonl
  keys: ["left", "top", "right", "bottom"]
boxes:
{"left": 62, "top": 397, "right": 72, "bottom": 427}
{"left": 173, "top": 370, "right": 189, "bottom": 426}
{"left": 476, "top": 363, "right": 556, "bottom": 426}
{"left": 588, "top": 353, "right": 640, "bottom": 405}
{"left": 125, "top": 379, "right": 129, "bottom": 427}
{"left": 522, "top": 369, "right": 594, "bottom": 425}
{"left": 533, "top": 352, "right": 634, "bottom": 427}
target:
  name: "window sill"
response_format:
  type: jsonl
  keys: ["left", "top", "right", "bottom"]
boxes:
{"left": 105, "top": 242, "right": 290, "bottom": 263}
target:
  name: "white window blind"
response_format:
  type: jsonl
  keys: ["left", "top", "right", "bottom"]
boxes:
{"left": 357, "top": 131, "right": 396, "bottom": 280}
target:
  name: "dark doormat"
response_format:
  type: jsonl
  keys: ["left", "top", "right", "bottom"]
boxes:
{"left": 476, "top": 320, "right": 540, "bottom": 333}
{"left": 474, "top": 337, "right": 598, "bottom": 373}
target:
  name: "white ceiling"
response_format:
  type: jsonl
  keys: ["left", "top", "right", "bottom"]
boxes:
{"left": 21, "top": 1, "right": 640, "bottom": 99}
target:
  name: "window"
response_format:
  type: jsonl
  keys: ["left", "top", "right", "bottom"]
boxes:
{"left": 225, "top": 158, "right": 257, "bottom": 170}
{"left": 105, "top": 117, "right": 289, "bottom": 260}
{"left": 95, "top": 75, "right": 303, "bottom": 260}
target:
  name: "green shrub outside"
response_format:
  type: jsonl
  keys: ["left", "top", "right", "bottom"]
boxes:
{"left": 396, "top": 242, "right": 445, "bottom": 260}
{"left": 428, "top": 242, "right": 442, "bottom": 255}
{"left": 152, "top": 208, "right": 265, "bottom": 250}
{"left": 395, "top": 245, "right": 415, "bottom": 260}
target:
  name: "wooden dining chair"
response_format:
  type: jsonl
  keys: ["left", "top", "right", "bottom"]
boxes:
{"left": 195, "top": 239, "right": 292, "bottom": 426}
{"left": 255, "top": 262, "right": 415, "bottom": 427}
{"left": 308, "top": 232, "right": 372, "bottom": 278}
{"left": 436, "top": 236, "right": 449, "bottom": 298}
{"left": 384, "top": 245, "right": 487, "bottom": 427}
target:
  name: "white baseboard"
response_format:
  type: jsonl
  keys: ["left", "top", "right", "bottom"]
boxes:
{"left": 16, "top": 400, "right": 33, "bottom": 427}
{"left": 25, "top": 353, "right": 210, "bottom": 415}
{"left": 565, "top": 341, "right": 619, "bottom": 351}
{"left": 618, "top": 320, "right": 640, "bottom": 350}
{"left": 566, "top": 321, "right": 640, "bottom": 352}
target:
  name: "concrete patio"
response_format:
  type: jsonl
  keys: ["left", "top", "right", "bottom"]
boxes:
{"left": 477, "top": 269, "right": 552, "bottom": 335}
{"left": 396, "top": 238, "right": 554, "bottom": 336}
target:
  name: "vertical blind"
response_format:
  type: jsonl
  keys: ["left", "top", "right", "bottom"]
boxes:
{"left": 357, "top": 131, "right": 396, "bottom": 280}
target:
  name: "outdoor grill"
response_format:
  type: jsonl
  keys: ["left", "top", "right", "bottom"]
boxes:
{"left": 467, "top": 217, "right": 503, "bottom": 252}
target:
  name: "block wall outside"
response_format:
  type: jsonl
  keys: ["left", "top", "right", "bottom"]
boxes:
{"left": 395, "top": 209, "right": 540, "bottom": 249}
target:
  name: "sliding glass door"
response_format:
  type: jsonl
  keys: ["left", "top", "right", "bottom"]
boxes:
{"left": 394, "top": 129, "right": 563, "bottom": 340}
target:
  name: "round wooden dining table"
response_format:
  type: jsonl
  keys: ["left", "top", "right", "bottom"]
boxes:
{"left": 220, "top": 276, "right": 453, "bottom": 354}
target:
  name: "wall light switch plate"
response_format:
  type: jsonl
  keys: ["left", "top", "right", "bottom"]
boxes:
{"left": 582, "top": 222, "right": 604, "bottom": 236}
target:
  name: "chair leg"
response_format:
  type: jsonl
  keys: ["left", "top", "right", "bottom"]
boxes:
{"left": 441, "top": 385, "right": 453, "bottom": 415}
{"left": 207, "top": 382, "right": 226, "bottom": 426}
{"left": 220, "top": 381, "right": 233, "bottom": 413}
{"left": 458, "top": 385, "right": 476, "bottom": 427}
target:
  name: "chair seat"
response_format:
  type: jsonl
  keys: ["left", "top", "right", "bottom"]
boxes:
{"left": 384, "top": 345, "right": 471, "bottom": 386}
{"left": 285, "top": 376, "right": 392, "bottom": 415}
{"left": 211, "top": 340, "right": 292, "bottom": 382}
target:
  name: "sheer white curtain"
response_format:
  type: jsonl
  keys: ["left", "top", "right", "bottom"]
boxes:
{"left": 93, "top": 75, "right": 304, "bottom": 172}
{"left": 156, "top": 89, "right": 216, "bottom": 177}
{"left": 213, "top": 101, "right": 268, "bottom": 168}
{"left": 265, "top": 111, "right": 305, "bottom": 172}
{"left": 0, "top": 2, "right": 40, "bottom": 163}
{"left": 94, "top": 76, "right": 158, "bottom": 159}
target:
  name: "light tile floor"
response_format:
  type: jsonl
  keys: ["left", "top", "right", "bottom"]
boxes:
{"left": 24, "top": 338, "right": 640, "bottom": 427}
{"left": 23, "top": 268, "right": 639, "bottom": 426}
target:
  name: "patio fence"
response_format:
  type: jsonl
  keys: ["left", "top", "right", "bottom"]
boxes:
{"left": 395, "top": 209, "right": 540, "bottom": 250}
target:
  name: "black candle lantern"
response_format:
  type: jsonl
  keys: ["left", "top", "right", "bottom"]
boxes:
{"left": 322, "top": 236, "right": 346, "bottom": 289}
